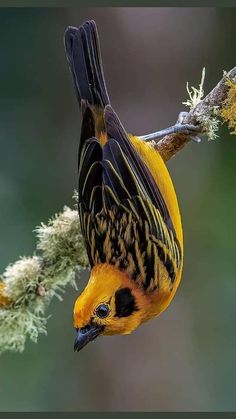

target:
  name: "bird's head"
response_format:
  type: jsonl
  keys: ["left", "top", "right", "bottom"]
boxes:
{"left": 73, "top": 263, "right": 149, "bottom": 351}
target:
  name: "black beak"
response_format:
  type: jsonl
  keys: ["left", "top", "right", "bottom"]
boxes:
{"left": 74, "top": 322, "right": 104, "bottom": 352}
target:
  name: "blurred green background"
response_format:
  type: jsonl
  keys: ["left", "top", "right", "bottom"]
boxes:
{"left": 0, "top": 7, "right": 236, "bottom": 412}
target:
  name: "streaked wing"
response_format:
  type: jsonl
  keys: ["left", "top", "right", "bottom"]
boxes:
{"left": 78, "top": 105, "right": 182, "bottom": 292}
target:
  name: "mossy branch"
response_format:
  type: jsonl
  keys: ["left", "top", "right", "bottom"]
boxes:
{"left": 0, "top": 206, "right": 89, "bottom": 354}
{"left": 0, "top": 67, "right": 235, "bottom": 354}
{"left": 155, "top": 66, "right": 236, "bottom": 161}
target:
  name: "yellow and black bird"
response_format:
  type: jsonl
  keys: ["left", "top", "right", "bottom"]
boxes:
{"left": 64, "top": 20, "right": 197, "bottom": 352}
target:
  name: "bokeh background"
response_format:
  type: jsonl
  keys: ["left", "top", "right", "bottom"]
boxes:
{"left": 0, "top": 7, "right": 236, "bottom": 412}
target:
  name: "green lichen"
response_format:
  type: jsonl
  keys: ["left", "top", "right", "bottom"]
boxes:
{"left": 195, "top": 106, "right": 220, "bottom": 141}
{"left": 0, "top": 204, "right": 89, "bottom": 354}
{"left": 36, "top": 206, "right": 88, "bottom": 268}
{"left": 220, "top": 76, "right": 236, "bottom": 134}
{"left": 183, "top": 67, "right": 206, "bottom": 109}
{"left": 183, "top": 67, "right": 220, "bottom": 141}
{"left": 0, "top": 307, "right": 47, "bottom": 354}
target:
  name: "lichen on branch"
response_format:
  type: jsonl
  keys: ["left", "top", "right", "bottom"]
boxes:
{"left": 156, "top": 66, "right": 236, "bottom": 161}
{"left": 182, "top": 67, "right": 220, "bottom": 141}
{"left": 0, "top": 206, "right": 89, "bottom": 354}
{"left": 183, "top": 67, "right": 206, "bottom": 110}
{"left": 220, "top": 76, "right": 236, "bottom": 134}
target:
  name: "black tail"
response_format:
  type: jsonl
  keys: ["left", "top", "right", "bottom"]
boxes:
{"left": 64, "top": 20, "right": 110, "bottom": 108}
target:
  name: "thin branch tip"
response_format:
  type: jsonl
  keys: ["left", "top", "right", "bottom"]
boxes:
{"left": 156, "top": 65, "right": 236, "bottom": 161}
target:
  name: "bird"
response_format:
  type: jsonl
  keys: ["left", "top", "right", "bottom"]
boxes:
{"left": 64, "top": 20, "right": 197, "bottom": 352}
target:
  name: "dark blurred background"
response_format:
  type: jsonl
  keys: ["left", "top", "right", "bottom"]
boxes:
{"left": 0, "top": 7, "right": 236, "bottom": 411}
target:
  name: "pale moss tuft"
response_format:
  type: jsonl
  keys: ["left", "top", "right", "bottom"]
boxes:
{"left": 183, "top": 67, "right": 220, "bottom": 140}
{"left": 0, "top": 308, "right": 47, "bottom": 354}
{"left": 195, "top": 108, "right": 220, "bottom": 141}
{"left": 220, "top": 77, "right": 236, "bottom": 134}
{"left": 0, "top": 204, "right": 89, "bottom": 354}
{"left": 3, "top": 256, "right": 41, "bottom": 305}
{"left": 36, "top": 206, "right": 89, "bottom": 268}
{"left": 183, "top": 67, "right": 206, "bottom": 110}
{"left": 0, "top": 258, "right": 76, "bottom": 354}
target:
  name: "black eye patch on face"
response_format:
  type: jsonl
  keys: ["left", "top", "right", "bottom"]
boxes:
{"left": 115, "top": 287, "right": 138, "bottom": 318}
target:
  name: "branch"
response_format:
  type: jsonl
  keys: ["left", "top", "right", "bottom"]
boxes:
{"left": 155, "top": 66, "right": 236, "bottom": 162}
{"left": 0, "top": 205, "right": 89, "bottom": 354}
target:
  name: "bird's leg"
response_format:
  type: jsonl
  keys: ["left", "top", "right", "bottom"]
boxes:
{"left": 139, "top": 112, "right": 202, "bottom": 143}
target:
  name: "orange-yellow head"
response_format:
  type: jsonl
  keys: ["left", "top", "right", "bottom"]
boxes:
{"left": 73, "top": 264, "right": 150, "bottom": 351}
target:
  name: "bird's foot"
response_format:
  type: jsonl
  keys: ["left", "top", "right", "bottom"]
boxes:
{"left": 139, "top": 112, "right": 202, "bottom": 143}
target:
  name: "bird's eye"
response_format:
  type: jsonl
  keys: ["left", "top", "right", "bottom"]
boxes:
{"left": 95, "top": 303, "right": 110, "bottom": 319}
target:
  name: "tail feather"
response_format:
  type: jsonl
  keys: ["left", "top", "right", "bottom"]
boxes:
{"left": 64, "top": 20, "right": 110, "bottom": 108}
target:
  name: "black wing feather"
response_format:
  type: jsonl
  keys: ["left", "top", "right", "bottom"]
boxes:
{"left": 102, "top": 160, "right": 131, "bottom": 203}
{"left": 78, "top": 137, "right": 103, "bottom": 210}
{"left": 103, "top": 139, "right": 140, "bottom": 197}
{"left": 104, "top": 105, "right": 175, "bottom": 234}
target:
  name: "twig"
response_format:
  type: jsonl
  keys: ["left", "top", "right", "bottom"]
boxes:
{"left": 155, "top": 66, "right": 236, "bottom": 162}
{"left": 0, "top": 206, "right": 88, "bottom": 354}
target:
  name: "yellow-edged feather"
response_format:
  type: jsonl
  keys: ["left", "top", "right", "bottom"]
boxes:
{"left": 128, "top": 134, "right": 184, "bottom": 318}
{"left": 129, "top": 135, "right": 183, "bottom": 249}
